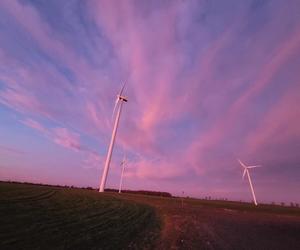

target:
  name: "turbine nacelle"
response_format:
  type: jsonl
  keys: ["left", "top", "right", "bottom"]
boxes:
{"left": 112, "top": 83, "right": 128, "bottom": 121}
{"left": 120, "top": 154, "right": 127, "bottom": 167}
{"left": 238, "top": 159, "right": 261, "bottom": 171}
{"left": 118, "top": 95, "right": 128, "bottom": 102}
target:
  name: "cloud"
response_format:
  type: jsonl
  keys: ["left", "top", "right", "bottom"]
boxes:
{"left": 0, "top": 145, "right": 24, "bottom": 155}
{"left": 244, "top": 87, "right": 300, "bottom": 161}
{"left": 184, "top": 30, "right": 300, "bottom": 174}
{"left": 52, "top": 128, "right": 81, "bottom": 151}
{"left": 22, "top": 118, "right": 49, "bottom": 134}
{"left": 82, "top": 153, "right": 103, "bottom": 170}
{"left": 22, "top": 118, "right": 78, "bottom": 150}
{"left": 21, "top": 118, "right": 101, "bottom": 169}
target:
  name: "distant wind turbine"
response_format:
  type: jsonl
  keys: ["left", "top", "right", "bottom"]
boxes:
{"left": 99, "top": 83, "right": 128, "bottom": 192}
{"left": 237, "top": 159, "right": 261, "bottom": 206}
{"left": 118, "top": 154, "right": 127, "bottom": 194}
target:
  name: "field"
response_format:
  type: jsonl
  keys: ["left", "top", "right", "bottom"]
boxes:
{"left": 0, "top": 182, "right": 159, "bottom": 250}
{"left": 120, "top": 194, "right": 300, "bottom": 249}
{"left": 1, "top": 182, "right": 300, "bottom": 250}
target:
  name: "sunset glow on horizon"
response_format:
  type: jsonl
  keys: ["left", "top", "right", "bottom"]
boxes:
{"left": 0, "top": 0, "right": 300, "bottom": 203}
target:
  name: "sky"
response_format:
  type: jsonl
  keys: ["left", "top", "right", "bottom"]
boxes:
{"left": 0, "top": 0, "right": 300, "bottom": 204}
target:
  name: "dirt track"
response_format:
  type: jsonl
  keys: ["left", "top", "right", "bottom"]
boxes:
{"left": 157, "top": 205, "right": 300, "bottom": 250}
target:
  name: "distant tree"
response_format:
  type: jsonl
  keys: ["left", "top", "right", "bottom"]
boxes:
{"left": 271, "top": 202, "right": 275, "bottom": 205}
{"left": 104, "top": 188, "right": 172, "bottom": 197}
{"left": 290, "top": 202, "right": 294, "bottom": 207}
{"left": 295, "top": 203, "right": 299, "bottom": 208}
{"left": 281, "top": 202, "right": 285, "bottom": 206}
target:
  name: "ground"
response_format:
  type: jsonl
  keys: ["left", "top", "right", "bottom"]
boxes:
{"left": 119, "top": 193, "right": 300, "bottom": 250}
{"left": 1, "top": 182, "right": 300, "bottom": 250}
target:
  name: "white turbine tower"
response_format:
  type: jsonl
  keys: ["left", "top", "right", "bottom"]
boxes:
{"left": 238, "top": 159, "right": 261, "bottom": 206}
{"left": 99, "top": 83, "right": 128, "bottom": 192}
{"left": 118, "top": 154, "right": 127, "bottom": 194}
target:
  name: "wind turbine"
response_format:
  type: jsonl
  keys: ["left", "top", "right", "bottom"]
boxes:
{"left": 118, "top": 154, "right": 127, "bottom": 194}
{"left": 99, "top": 83, "right": 128, "bottom": 192}
{"left": 237, "top": 159, "right": 261, "bottom": 206}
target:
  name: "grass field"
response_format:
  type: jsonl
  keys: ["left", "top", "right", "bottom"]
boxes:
{"left": 1, "top": 182, "right": 300, "bottom": 250}
{"left": 0, "top": 182, "right": 159, "bottom": 250}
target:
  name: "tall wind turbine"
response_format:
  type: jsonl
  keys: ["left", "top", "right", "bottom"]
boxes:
{"left": 118, "top": 154, "right": 127, "bottom": 194}
{"left": 238, "top": 159, "right": 261, "bottom": 206}
{"left": 99, "top": 84, "right": 128, "bottom": 192}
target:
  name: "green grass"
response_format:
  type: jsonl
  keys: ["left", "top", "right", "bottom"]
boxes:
{"left": 0, "top": 182, "right": 160, "bottom": 250}
{"left": 183, "top": 197, "right": 300, "bottom": 216}
{"left": 111, "top": 192, "right": 300, "bottom": 217}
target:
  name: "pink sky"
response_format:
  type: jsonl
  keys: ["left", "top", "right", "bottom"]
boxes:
{"left": 0, "top": 0, "right": 300, "bottom": 203}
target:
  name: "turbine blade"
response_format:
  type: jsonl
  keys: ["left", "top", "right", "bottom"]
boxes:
{"left": 124, "top": 155, "right": 128, "bottom": 166}
{"left": 247, "top": 165, "right": 262, "bottom": 169}
{"left": 112, "top": 82, "right": 127, "bottom": 121}
{"left": 111, "top": 97, "right": 119, "bottom": 122}
{"left": 119, "top": 82, "right": 127, "bottom": 97}
{"left": 237, "top": 159, "right": 247, "bottom": 168}
{"left": 242, "top": 169, "right": 247, "bottom": 179}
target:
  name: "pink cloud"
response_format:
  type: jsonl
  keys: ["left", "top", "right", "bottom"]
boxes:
{"left": 184, "top": 30, "right": 300, "bottom": 173}
{"left": 0, "top": 0, "right": 113, "bottom": 136}
{"left": 22, "top": 118, "right": 49, "bottom": 135}
{"left": 21, "top": 120, "right": 81, "bottom": 153}
{"left": 0, "top": 87, "right": 41, "bottom": 116}
{"left": 244, "top": 87, "right": 300, "bottom": 157}
{"left": 52, "top": 128, "right": 81, "bottom": 151}
{"left": 0, "top": 145, "right": 24, "bottom": 155}
{"left": 231, "top": 32, "right": 300, "bottom": 115}
{"left": 85, "top": 101, "right": 110, "bottom": 134}
{"left": 0, "top": 0, "right": 92, "bottom": 87}
{"left": 21, "top": 118, "right": 101, "bottom": 168}
{"left": 82, "top": 153, "right": 103, "bottom": 170}
{"left": 84, "top": 1, "right": 300, "bottom": 185}
{"left": 87, "top": 2, "right": 256, "bottom": 154}
{"left": 125, "top": 157, "right": 187, "bottom": 180}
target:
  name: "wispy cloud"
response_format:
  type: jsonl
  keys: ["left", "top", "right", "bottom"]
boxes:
{"left": 22, "top": 118, "right": 48, "bottom": 134}
{"left": 21, "top": 118, "right": 101, "bottom": 168}
{"left": 0, "top": 145, "right": 24, "bottom": 155}
{"left": 52, "top": 128, "right": 81, "bottom": 151}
